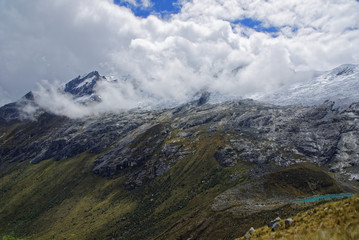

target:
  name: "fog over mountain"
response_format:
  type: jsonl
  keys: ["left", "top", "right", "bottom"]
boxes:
{"left": 1, "top": 0, "right": 359, "bottom": 110}
{"left": 259, "top": 64, "right": 359, "bottom": 110}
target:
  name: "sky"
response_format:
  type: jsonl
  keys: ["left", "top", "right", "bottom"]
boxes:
{"left": 0, "top": 0, "right": 359, "bottom": 115}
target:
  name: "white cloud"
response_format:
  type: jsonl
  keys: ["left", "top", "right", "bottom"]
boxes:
{"left": 141, "top": 0, "right": 153, "bottom": 8}
{"left": 118, "top": 0, "right": 138, "bottom": 7}
{"left": 0, "top": 0, "right": 358, "bottom": 117}
{"left": 117, "top": 0, "right": 153, "bottom": 8}
{"left": 34, "top": 80, "right": 91, "bottom": 118}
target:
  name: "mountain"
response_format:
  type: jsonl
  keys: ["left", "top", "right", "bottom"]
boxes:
{"left": 0, "top": 91, "right": 37, "bottom": 123}
{"left": 63, "top": 70, "right": 107, "bottom": 103}
{"left": 259, "top": 64, "right": 359, "bottom": 109}
{"left": 0, "top": 71, "right": 109, "bottom": 122}
{"left": 0, "top": 66, "right": 358, "bottom": 240}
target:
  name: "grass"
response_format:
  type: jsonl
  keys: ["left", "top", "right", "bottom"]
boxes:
{"left": 264, "top": 162, "right": 342, "bottom": 198}
{"left": 235, "top": 194, "right": 359, "bottom": 240}
{"left": 0, "top": 233, "right": 26, "bottom": 240}
{"left": 0, "top": 153, "right": 135, "bottom": 240}
{"left": 2, "top": 118, "right": 350, "bottom": 240}
{"left": 0, "top": 126, "right": 251, "bottom": 240}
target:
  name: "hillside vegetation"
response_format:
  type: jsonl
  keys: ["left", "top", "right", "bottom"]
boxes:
{"left": 236, "top": 194, "right": 359, "bottom": 240}
{"left": 1, "top": 151, "right": 348, "bottom": 239}
{"left": 0, "top": 130, "right": 251, "bottom": 240}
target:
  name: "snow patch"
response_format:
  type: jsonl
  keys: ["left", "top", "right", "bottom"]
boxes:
{"left": 258, "top": 64, "right": 359, "bottom": 109}
{"left": 75, "top": 75, "right": 97, "bottom": 89}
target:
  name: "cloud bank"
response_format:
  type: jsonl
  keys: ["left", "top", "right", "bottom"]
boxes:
{"left": 1, "top": 0, "right": 359, "bottom": 117}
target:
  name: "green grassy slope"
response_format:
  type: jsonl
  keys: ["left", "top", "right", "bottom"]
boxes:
{"left": 0, "top": 129, "right": 250, "bottom": 240}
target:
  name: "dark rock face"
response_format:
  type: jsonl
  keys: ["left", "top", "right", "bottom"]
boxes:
{"left": 197, "top": 91, "right": 210, "bottom": 106}
{"left": 1, "top": 98, "right": 359, "bottom": 187}
{"left": 92, "top": 123, "right": 188, "bottom": 189}
{"left": 23, "top": 91, "right": 35, "bottom": 101}
{"left": 64, "top": 71, "right": 103, "bottom": 98}
{"left": 0, "top": 102, "right": 22, "bottom": 123}
{"left": 62, "top": 71, "right": 111, "bottom": 104}
{"left": 214, "top": 146, "right": 238, "bottom": 167}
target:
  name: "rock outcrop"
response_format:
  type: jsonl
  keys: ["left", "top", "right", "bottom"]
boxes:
{"left": 1, "top": 97, "right": 359, "bottom": 187}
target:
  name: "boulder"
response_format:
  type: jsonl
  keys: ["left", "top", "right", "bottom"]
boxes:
{"left": 271, "top": 222, "right": 281, "bottom": 231}
{"left": 285, "top": 218, "right": 293, "bottom": 227}
{"left": 268, "top": 217, "right": 281, "bottom": 227}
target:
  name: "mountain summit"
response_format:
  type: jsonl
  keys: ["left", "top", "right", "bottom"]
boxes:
{"left": 63, "top": 71, "right": 107, "bottom": 103}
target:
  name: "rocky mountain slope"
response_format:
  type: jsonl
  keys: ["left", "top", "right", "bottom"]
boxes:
{"left": 1, "top": 95, "right": 359, "bottom": 182}
{"left": 0, "top": 66, "right": 359, "bottom": 239}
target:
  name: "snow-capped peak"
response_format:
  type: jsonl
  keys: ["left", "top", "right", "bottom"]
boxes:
{"left": 63, "top": 71, "right": 106, "bottom": 98}
{"left": 258, "top": 64, "right": 359, "bottom": 109}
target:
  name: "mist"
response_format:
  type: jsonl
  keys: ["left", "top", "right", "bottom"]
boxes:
{"left": 1, "top": 0, "right": 359, "bottom": 117}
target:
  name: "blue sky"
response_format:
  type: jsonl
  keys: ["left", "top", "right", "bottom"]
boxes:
{"left": 232, "top": 18, "right": 279, "bottom": 34}
{"left": 114, "top": 0, "right": 279, "bottom": 34}
{"left": 114, "top": 0, "right": 181, "bottom": 18}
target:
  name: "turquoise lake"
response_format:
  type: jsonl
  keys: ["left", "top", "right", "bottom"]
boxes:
{"left": 296, "top": 193, "right": 354, "bottom": 202}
